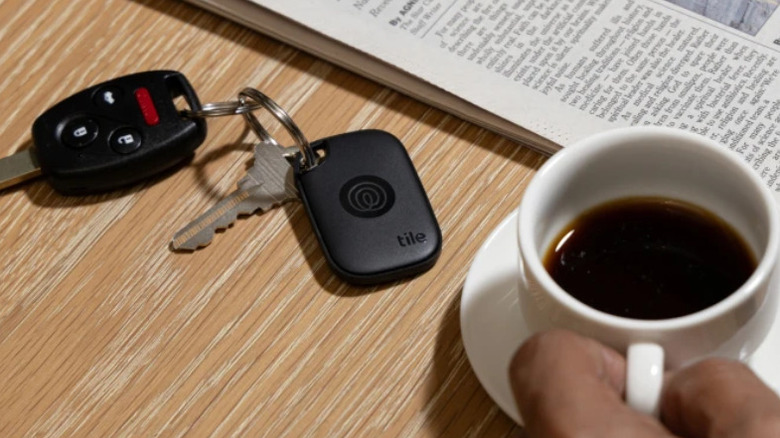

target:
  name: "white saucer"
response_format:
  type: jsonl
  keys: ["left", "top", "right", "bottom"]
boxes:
{"left": 460, "top": 210, "right": 780, "bottom": 425}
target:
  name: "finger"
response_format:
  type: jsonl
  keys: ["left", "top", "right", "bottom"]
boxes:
{"left": 662, "top": 358, "right": 780, "bottom": 438}
{"left": 509, "top": 330, "right": 674, "bottom": 438}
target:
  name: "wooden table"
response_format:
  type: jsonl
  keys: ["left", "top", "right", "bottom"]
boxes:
{"left": 0, "top": 0, "right": 545, "bottom": 436}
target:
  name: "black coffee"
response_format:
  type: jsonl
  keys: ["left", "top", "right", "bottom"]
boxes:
{"left": 543, "top": 197, "right": 756, "bottom": 320}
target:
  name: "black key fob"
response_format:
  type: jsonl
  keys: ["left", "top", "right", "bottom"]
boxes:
{"left": 31, "top": 70, "right": 206, "bottom": 194}
{"left": 294, "top": 130, "right": 441, "bottom": 285}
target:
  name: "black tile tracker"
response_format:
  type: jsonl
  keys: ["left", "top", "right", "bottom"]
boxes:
{"left": 294, "top": 130, "right": 441, "bottom": 285}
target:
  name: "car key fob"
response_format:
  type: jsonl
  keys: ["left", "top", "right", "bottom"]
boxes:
{"left": 294, "top": 130, "right": 441, "bottom": 285}
{"left": 31, "top": 70, "right": 206, "bottom": 194}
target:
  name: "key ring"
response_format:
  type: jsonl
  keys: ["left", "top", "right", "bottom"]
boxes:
{"left": 183, "top": 87, "right": 320, "bottom": 170}
{"left": 234, "top": 98, "right": 281, "bottom": 148}
{"left": 237, "top": 88, "right": 319, "bottom": 171}
{"left": 181, "top": 100, "right": 265, "bottom": 118}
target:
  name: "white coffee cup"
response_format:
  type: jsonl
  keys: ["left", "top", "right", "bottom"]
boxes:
{"left": 517, "top": 126, "right": 780, "bottom": 416}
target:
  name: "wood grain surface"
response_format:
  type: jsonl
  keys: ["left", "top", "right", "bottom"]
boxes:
{"left": 0, "top": 0, "right": 545, "bottom": 436}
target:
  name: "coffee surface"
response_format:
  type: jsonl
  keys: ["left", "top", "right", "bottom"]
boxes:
{"left": 543, "top": 197, "right": 756, "bottom": 320}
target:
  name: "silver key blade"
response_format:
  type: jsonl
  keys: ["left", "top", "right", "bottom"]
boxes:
{"left": 170, "top": 142, "right": 298, "bottom": 251}
{"left": 0, "top": 148, "right": 42, "bottom": 191}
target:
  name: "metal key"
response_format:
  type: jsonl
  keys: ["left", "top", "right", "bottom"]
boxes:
{"left": 170, "top": 141, "right": 298, "bottom": 251}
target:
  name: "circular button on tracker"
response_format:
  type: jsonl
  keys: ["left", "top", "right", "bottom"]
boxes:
{"left": 339, "top": 175, "right": 396, "bottom": 218}
{"left": 110, "top": 128, "right": 143, "bottom": 154}
{"left": 62, "top": 118, "right": 99, "bottom": 148}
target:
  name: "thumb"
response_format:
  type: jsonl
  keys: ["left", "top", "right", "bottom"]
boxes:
{"left": 509, "top": 330, "right": 673, "bottom": 437}
{"left": 661, "top": 358, "right": 780, "bottom": 438}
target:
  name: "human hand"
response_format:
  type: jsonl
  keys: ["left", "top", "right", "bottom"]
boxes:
{"left": 508, "top": 330, "right": 780, "bottom": 438}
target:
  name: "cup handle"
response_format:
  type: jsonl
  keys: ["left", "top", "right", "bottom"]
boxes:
{"left": 626, "top": 343, "right": 665, "bottom": 417}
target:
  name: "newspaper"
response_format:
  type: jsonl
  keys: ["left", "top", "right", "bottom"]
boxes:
{"left": 188, "top": 0, "right": 780, "bottom": 190}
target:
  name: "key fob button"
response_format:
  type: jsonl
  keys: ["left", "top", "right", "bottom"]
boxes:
{"left": 61, "top": 118, "right": 99, "bottom": 148}
{"left": 110, "top": 128, "right": 142, "bottom": 154}
{"left": 134, "top": 87, "right": 160, "bottom": 126}
{"left": 93, "top": 86, "right": 123, "bottom": 109}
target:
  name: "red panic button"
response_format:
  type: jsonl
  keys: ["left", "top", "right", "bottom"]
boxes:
{"left": 134, "top": 87, "right": 160, "bottom": 126}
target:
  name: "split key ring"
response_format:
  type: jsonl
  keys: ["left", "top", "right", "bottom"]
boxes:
{"left": 237, "top": 88, "right": 319, "bottom": 171}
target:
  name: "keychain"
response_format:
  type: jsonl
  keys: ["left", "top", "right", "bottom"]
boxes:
{"left": 176, "top": 87, "right": 442, "bottom": 285}
{"left": 0, "top": 70, "right": 441, "bottom": 284}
